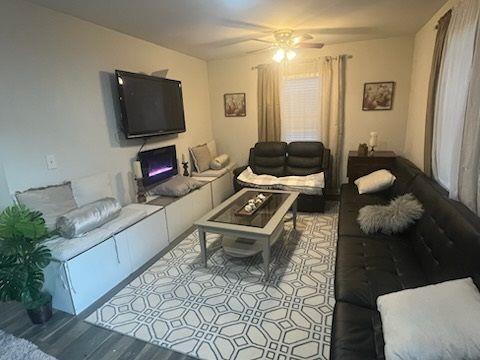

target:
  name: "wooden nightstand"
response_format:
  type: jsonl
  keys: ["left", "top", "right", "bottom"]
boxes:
{"left": 347, "top": 151, "right": 396, "bottom": 183}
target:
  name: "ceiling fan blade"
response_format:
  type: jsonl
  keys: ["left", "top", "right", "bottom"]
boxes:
{"left": 219, "top": 19, "right": 275, "bottom": 32}
{"left": 246, "top": 46, "right": 275, "bottom": 54}
{"left": 297, "top": 42, "right": 325, "bottom": 49}
{"left": 292, "top": 33, "right": 314, "bottom": 45}
{"left": 294, "top": 27, "right": 374, "bottom": 35}
{"left": 252, "top": 38, "right": 275, "bottom": 44}
{"left": 202, "top": 34, "right": 271, "bottom": 47}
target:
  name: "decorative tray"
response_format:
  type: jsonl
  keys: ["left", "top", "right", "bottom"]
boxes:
{"left": 235, "top": 193, "right": 273, "bottom": 217}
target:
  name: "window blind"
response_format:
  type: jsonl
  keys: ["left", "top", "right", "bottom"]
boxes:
{"left": 281, "top": 76, "right": 321, "bottom": 143}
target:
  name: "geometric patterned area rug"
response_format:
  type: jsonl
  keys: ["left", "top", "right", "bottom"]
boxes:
{"left": 86, "top": 205, "right": 338, "bottom": 360}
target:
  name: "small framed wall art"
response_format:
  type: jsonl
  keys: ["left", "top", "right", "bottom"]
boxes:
{"left": 224, "top": 93, "right": 246, "bottom": 117}
{"left": 362, "top": 82, "right": 395, "bottom": 111}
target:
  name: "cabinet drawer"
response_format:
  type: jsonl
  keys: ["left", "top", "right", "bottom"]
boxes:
{"left": 67, "top": 236, "right": 131, "bottom": 314}
{"left": 166, "top": 185, "right": 213, "bottom": 240}
{"left": 118, "top": 209, "right": 169, "bottom": 271}
{"left": 212, "top": 172, "right": 234, "bottom": 207}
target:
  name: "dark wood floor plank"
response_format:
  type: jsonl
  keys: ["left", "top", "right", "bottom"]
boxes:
{"left": 85, "top": 332, "right": 129, "bottom": 360}
{"left": 19, "top": 310, "right": 70, "bottom": 341}
{"left": 134, "top": 343, "right": 181, "bottom": 360}
{"left": 116, "top": 338, "right": 148, "bottom": 360}
{"left": 44, "top": 319, "right": 92, "bottom": 356}
{"left": 56, "top": 324, "right": 114, "bottom": 360}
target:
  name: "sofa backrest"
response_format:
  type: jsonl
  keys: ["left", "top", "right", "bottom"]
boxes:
{"left": 286, "top": 142, "right": 325, "bottom": 176}
{"left": 408, "top": 174, "right": 480, "bottom": 283}
{"left": 249, "top": 142, "right": 287, "bottom": 177}
{"left": 391, "top": 157, "right": 424, "bottom": 197}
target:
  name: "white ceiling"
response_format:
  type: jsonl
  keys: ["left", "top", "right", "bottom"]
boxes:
{"left": 27, "top": 0, "right": 447, "bottom": 60}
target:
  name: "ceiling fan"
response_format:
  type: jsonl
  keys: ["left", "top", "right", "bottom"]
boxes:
{"left": 247, "top": 28, "right": 324, "bottom": 62}
{"left": 211, "top": 20, "right": 372, "bottom": 62}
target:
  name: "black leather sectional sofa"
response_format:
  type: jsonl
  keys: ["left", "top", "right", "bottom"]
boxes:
{"left": 331, "top": 156, "right": 480, "bottom": 359}
{"left": 233, "top": 141, "right": 331, "bottom": 212}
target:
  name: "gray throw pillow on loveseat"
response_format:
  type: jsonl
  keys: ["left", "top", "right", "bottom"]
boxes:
{"left": 357, "top": 193, "right": 424, "bottom": 235}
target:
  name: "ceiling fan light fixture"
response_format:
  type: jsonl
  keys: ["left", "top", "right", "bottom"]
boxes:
{"left": 286, "top": 50, "right": 296, "bottom": 60}
{"left": 273, "top": 48, "right": 285, "bottom": 63}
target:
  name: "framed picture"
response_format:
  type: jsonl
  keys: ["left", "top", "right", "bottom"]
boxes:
{"left": 224, "top": 93, "right": 246, "bottom": 117}
{"left": 362, "top": 82, "right": 395, "bottom": 111}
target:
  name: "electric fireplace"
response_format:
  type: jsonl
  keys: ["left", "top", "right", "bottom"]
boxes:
{"left": 138, "top": 145, "right": 178, "bottom": 187}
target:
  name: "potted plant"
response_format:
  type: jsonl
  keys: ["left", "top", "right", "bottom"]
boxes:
{"left": 0, "top": 204, "right": 53, "bottom": 324}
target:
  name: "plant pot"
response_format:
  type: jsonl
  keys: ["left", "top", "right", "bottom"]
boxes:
{"left": 26, "top": 295, "right": 53, "bottom": 324}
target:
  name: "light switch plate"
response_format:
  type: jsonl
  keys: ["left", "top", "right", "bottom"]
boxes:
{"left": 46, "top": 154, "right": 57, "bottom": 170}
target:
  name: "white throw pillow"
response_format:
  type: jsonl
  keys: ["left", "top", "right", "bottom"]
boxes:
{"left": 209, "top": 154, "right": 230, "bottom": 170}
{"left": 354, "top": 169, "right": 396, "bottom": 194}
{"left": 377, "top": 277, "right": 480, "bottom": 360}
{"left": 71, "top": 172, "right": 115, "bottom": 207}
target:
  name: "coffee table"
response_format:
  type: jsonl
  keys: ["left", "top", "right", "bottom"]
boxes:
{"left": 195, "top": 188, "right": 299, "bottom": 279}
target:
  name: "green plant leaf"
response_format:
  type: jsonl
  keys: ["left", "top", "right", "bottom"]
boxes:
{"left": 0, "top": 205, "right": 50, "bottom": 307}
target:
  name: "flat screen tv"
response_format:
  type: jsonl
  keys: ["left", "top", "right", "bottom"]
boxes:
{"left": 115, "top": 70, "right": 186, "bottom": 139}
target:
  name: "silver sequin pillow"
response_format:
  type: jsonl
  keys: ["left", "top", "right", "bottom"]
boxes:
{"left": 57, "top": 197, "right": 121, "bottom": 238}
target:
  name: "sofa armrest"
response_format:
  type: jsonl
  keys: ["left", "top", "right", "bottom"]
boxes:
{"left": 232, "top": 165, "right": 248, "bottom": 192}
{"left": 322, "top": 149, "right": 332, "bottom": 189}
{"left": 233, "top": 165, "right": 248, "bottom": 178}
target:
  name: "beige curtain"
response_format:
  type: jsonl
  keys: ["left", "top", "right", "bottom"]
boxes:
{"left": 424, "top": 10, "right": 452, "bottom": 177}
{"left": 458, "top": 14, "right": 480, "bottom": 215}
{"left": 258, "top": 64, "right": 281, "bottom": 142}
{"left": 321, "top": 55, "right": 346, "bottom": 189}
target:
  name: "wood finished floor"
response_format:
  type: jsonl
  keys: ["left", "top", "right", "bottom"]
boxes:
{"left": 0, "top": 226, "right": 199, "bottom": 360}
{"left": 0, "top": 301, "right": 197, "bottom": 360}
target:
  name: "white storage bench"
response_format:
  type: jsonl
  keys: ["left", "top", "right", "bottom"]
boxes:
{"left": 43, "top": 204, "right": 168, "bottom": 315}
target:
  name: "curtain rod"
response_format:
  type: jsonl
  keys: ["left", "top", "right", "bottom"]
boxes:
{"left": 251, "top": 54, "right": 353, "bottom": 70}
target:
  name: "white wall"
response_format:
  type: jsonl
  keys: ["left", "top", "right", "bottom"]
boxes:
{"left": 0, "top": 163, "right": 11, "bottom": 210}
{"left": 0, "top": 0, "right": 213, "bottom": 209}
{"left": 208, "top": 36, "right": 414, "bottom": 182}
{"left": 404, "top": 1, "right": 454, "bottom": 170}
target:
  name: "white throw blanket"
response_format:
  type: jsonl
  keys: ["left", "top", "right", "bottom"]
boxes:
{"left": 237, "top": 167, "right": 325, "bottom": 194}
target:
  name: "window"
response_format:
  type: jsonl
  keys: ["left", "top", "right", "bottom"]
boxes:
{"left": 281, "top": 76, "right": 321, "bottom": 143}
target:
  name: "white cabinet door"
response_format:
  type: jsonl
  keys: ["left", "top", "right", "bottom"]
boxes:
{"left": 120, "top": 209, "right": 169, "bottom": 272}
{"left": 67, "top": 236, "right": 131, "bottom": 314}
{"left": 212, "top": 172, "right": 234, "bottom": 207}
{"left": 166, "top": 185, "right": 212, "bottom": 241}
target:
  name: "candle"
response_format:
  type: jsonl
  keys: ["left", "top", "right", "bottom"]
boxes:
{"left": 133, "top": 160, "right": 143, "bottom": 179}
{"left": 369, "top": 132, "right": 378, "bottom": 148}
{"left": 182, "top": 153, "right": 185, "bottom": 163}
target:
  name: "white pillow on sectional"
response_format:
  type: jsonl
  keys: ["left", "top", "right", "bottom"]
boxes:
{"left": 377, "top": 277, "right": 480, "bottom": 360}
{"left": 71, "top": 172, "right": 115, "bottom": 206}
{"left": 354, "top": 169, "right": 396, "bottom": 194}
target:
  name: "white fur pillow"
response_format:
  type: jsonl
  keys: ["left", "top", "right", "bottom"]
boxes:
{"left": 354, "top": 169, "right": 396, "bottom": 194}
{"left": 357, "top": 193, "right": 424, "bottom": 235}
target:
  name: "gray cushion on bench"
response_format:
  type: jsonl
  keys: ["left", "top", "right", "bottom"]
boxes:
{"left": 150, "top": 175, "right": 204, "bottom": 197}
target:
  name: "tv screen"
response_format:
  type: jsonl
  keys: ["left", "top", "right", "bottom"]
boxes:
{"left": 115, "top": 70, "right": 186, "bottom": 139}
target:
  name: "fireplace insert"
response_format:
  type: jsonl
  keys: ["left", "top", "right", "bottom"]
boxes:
{"left": 138, "top": 145, "right": 178, "bottom": 187}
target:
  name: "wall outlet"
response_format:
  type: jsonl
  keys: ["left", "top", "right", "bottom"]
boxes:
{"left": 46, "top": 154, "right": 58, "bottom": 170}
